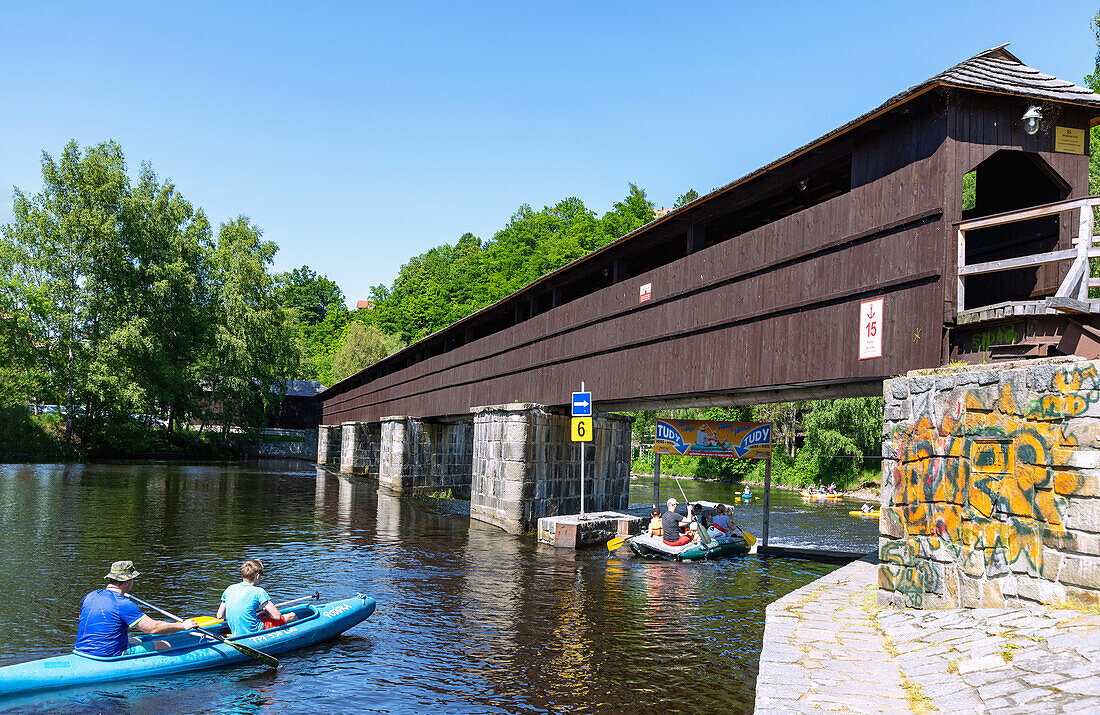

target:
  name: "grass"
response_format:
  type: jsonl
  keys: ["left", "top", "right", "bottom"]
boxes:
{"left": 1001, "top": 642, "right": 1020, "bottom": 662}
{"left": 901, "top": 676, "right": 937, "bottom": 713}
{"left": 946, "top": 659, "right": 959, "bottom": 675}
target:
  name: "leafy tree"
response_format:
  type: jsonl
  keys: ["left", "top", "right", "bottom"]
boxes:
{"left": 201, "top": 217, "right": 299, "bottom": 437}
{"left": 331, "top": 322, "right": 405, "bottom": 381}
{"left": 673, "top": 189, "right": 699, "bottom": 208}
{"left": 282, "top": 266, "right": 345, "bottom": 327}
{"left": 801, "top": 397, "right": 884, "bottom": 483}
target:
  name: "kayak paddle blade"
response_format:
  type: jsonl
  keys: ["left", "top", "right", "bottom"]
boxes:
{"left": 193, "top": 616, "right": 224, "bottom": 628}
{"left": 741, "top": 530, "right": 757, "bottom": 547}
{"left": 606, "top": 536, "right": 626, "bottom": 551}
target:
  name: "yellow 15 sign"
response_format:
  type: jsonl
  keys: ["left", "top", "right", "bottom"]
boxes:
{"left": 571, "top": 417, "right": 593, "bottom": 442}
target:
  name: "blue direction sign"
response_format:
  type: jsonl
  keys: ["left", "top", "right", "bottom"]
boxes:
{"left": 571, "top": 392, "right": 592, "bottom": 416}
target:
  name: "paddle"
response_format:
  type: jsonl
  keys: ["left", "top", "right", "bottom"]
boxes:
{"left": 194, "top": 591, "right": 321, "bottom": 628}
{"left": 606, "top": 535, "right": 628, "bottom": 551}
{"left": 127, "top": 594, "right": 279, "bottom": 668}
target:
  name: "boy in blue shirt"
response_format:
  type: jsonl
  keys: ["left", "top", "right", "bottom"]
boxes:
{"left": 75, "top": 560, "right": 197, "bottom": 657}
{"left": 216, "top": 559, "right": 296, "bottom": 635}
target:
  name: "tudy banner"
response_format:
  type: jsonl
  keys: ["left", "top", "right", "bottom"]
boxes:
{"left": 654, "top": 419, "right": 771, "bottom": 459}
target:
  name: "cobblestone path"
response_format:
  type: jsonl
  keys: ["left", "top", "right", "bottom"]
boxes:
{"left": 754, "top": 556, "right": 1100, "bottom": 714}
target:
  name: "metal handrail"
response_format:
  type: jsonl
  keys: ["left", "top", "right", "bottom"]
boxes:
{"left": 957, "top": 195, "right": 1100, "bottom": 315}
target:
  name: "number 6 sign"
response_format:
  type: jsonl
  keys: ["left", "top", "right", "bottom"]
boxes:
{"left": 859, "top": 298, "right": 884, "bottom": 360}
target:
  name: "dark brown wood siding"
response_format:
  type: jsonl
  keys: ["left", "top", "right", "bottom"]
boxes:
{"left": 323, "top": 90, "right": 1095, "bottom": 424}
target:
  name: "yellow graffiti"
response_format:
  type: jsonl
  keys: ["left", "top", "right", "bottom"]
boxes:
{"left": 883, "top": 365, "right": 1095, "bottom": 604}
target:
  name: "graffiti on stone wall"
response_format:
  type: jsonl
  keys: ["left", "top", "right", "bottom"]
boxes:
{"left": 880, "top": 364, "right": 1099, "bottom": 606}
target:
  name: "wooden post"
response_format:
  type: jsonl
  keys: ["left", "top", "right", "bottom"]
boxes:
{"left": 762, "top": 455, "right": 772, "bottom": 547}
{"left": 652, "top": 452, "right": 661, "bottom": 510}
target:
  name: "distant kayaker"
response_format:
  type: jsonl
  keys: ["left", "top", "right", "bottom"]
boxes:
{"left": 217, "top": 559, "right": 297, "bottom": 635}
{"left": 661, "top": 498, "right": 692, "bottom": 546}
{"left": 74, "top": 560, "right": 198, "bottom": 657}
{"left": 861, "top": 503, "right": 873, "bottom": 513}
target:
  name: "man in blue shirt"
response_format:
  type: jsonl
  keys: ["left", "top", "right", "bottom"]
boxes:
{"left": 75, "top": 560, "right": 197, "bottom": 657}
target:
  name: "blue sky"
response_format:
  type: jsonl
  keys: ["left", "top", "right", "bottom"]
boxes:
{"left": 2, "top": 2, "right": 1098, "bottom": 305}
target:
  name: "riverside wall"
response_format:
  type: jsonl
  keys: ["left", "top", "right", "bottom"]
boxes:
{"left": 879, "top": 356, "right": 1100, "bottom": 609}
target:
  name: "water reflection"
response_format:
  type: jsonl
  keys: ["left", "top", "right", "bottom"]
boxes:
{"left": 0, "top": 462, "right": 872, "bottom": 714}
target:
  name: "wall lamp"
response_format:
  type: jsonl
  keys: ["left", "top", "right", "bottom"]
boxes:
{"left": 1022, "top": 106, "right": 1042, "bottom": 136}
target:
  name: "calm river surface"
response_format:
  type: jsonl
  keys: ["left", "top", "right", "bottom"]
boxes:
{"left": 0, "top": 461, "right": 877, "bottom": 714}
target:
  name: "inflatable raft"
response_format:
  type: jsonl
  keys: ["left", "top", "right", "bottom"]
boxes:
{"left": 629, "top": 529, "right": 750, "bottom": 561}
{"left": 0, "top": 595, "right": 375, "bottom": 696}
{"left": 800, "top": 490, "right": 842, "bottom": 500}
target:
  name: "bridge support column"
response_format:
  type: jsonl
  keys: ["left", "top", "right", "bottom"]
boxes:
{"left": 339, "top": 421, "right": 380, "bottom": 475}
{"left": 880, "top": 357, "right": 1100, "bottom": 610}
{"left": 469, "top": 403, "right": 634, "bottom": 534}
{"left": 379, "top": 416, "right": 474, "bottom": 494}
{"left": 317, "top": 425, "right": 341, "bottom": 467}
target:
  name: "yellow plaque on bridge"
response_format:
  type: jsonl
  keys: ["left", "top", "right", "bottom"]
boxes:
{"left": 571, "top": 417, "right": 593, "bottom": 442}
{"left": 1054, "top": 126, "right": 1085, "bottom": 155}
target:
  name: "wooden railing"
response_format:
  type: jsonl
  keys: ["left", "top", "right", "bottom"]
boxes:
{"left": 956, "top": 196, "right": 1100, "bottom": 319}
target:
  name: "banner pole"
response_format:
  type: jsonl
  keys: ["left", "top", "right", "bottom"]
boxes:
{"left": 762, "top": 454, "right": 772, "bottom": 548}
{"left": 652, "top": 452, "right": 661, "bottom": 510}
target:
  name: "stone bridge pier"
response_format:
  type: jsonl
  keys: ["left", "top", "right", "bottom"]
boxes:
{"left": 316, "top": 403, "right": 634, "bottom": 534}
{"left": 880, "top": 356, "right": 1100, "bottom": 610}
{"left": 379, "top": 416, "right": 474, "bottom": 494}
{"left": 469, "top": 403, "right": 633, "bottom": 534}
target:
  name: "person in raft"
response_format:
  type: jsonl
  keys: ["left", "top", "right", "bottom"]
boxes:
{"left": 661, "top": 498, "right": 693, "bottom": 546}
{"left": 648, "top": 508, "right": 663, "bottom": 538}
{"left": 75, "top": 560, "right": 198, "bottom": 657}
{"left": 217, "top": 559, "right": 297, "bottom": 635}
{"left": 711, "top": 503, "right": 733, "bottom": 534}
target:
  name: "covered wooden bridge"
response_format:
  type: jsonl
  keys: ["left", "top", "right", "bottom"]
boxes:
{"left": 317, "top": 46, "right": 1100, "bottom": 534}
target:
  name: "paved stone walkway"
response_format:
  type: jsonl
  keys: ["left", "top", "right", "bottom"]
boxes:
{"left": 754, "top": 555, "right": 1100, "bottom": 714}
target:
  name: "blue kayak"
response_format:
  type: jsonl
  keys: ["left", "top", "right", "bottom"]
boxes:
{"left": 0, "top": 595, "right": 375, "bottom": 696}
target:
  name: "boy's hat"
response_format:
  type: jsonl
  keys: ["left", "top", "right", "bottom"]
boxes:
{"left": 105, "top": 560, "right": 140, "bottom": 582}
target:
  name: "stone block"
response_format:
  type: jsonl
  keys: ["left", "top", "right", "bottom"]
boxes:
{"left": 890, "top": 379, "right": 909, "bottom": 400}
{"left": 961, "top": 575, "right": 982, "bottom": 607}
{"left": 936, "top": 375, "right": 955, "bottom": 391}
{"left": 911, "top": 376, "right": 933, "bottom": 394}
{"left": 1065, "top": 499, "right": 1100, "bottom": 533}
{"left": 983, "top": 580, "right": 1005, "bottom": 607}
{"left": 977, "top": 371, "right": 999, "bottom": 386}
{"left": 1058, "top": 553, "right": 1100, "bottom": 590}
{"left": 1065, "top": 585, "right": 1100, "bottom": 609}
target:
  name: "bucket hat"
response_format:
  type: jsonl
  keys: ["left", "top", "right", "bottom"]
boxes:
{"left": 104, "top": 560, "right": 140, "bottom": 582}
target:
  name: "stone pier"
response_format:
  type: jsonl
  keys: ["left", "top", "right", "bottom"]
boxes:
{"left": 880, "top": 356, "right": 1100, "bottom": 609}
{"left": 317, "top": 424, "right": 341, "bottom": 467}
{"left": 379, "top": 416, "right": 474, "bottom": 494}
{"left": 339, "top": 421, "right": 381, "bottom": 476}
{"left": 469, "top": 403, "right": 633, "bottom": 534}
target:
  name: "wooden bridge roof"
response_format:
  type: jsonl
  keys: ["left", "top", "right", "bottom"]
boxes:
{"left": 320, "top": 45, "right": 1100, "bottom": 416}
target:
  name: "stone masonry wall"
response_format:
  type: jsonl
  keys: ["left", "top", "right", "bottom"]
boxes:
{"left": 470, "top": 403, "right": 633, "bottom": 534}
{"left": 339, "top": 421, "right": 381, "bottom": 476}
{"left": 880, "top": 356, "right": 1100, "bottom": 609}
{"left": 317, "top": 425, "right": 341, "bottom": 467}
{"left": 379, "top": 416, "right": 474, "bottom": 493}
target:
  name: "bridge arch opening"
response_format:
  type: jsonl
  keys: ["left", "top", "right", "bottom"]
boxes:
{"left": 960, "top": 149, "right": 1071, "bottom": 310}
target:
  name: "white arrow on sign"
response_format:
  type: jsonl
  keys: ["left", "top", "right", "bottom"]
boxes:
{"left": 573, "top": 398, "right": 590, "bottom": 409}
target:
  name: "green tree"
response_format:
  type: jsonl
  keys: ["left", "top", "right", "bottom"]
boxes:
{"left": 801, "top": 397, "right": 884, "bottom": 483}
{"left": 3, "top": 141, "right": 131, "bottom": 436}
{"left": 331, "top": 322, "right": 405, "bottom": 381}
{"left": 673, "top": 189, "right": 699, "bottom": 208}
{"left": 280, "top": 265, "right": 349, "bottom": 383}
{"left": 202, "top": 217, "right": 299, "bottom": 437}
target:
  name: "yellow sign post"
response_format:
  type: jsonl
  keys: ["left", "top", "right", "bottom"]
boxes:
{"left": 571, "top": 417, "right": 593, "bottom": 442}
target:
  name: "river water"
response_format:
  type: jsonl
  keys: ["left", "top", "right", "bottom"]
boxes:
{"left": 0, "top": 461, "right": 877, "bottom": 714}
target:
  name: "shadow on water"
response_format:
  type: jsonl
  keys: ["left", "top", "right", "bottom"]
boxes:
{"left": 0, "top": 462, "right": 876, "bottom": 714}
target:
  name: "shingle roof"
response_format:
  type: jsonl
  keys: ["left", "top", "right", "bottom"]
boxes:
{"left": 906, "top": 44, "right": 1100, "bottom": 108}
{"left": 276, "top": 379, "right": 327, "bottom": 397}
